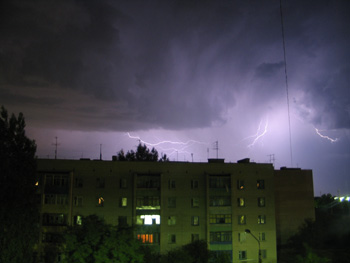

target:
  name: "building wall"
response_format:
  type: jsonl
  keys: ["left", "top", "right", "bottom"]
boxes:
{"left": 274, "top": 168, "right": 315, "bottom": 246}
{"left": 37, "top": 159, "right": 315, "bottom": 263}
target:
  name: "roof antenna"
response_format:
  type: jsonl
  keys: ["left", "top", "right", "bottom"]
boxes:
{"left": 100, "top": 144, "right": 102, "bottom": 160}
{"left": 52, "top": 136, "right": 60, "bottom": 159}
{"left": 213, "top": 141, "right": 219, "bottom": 159}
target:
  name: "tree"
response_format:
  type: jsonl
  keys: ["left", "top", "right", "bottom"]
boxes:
{"left": 62, "top": 215, "right": 144, "bottom": 263}
{"left": 0, "top": 106, "right": 39, "bottom": 263}
{"left": 116, "top": 143, "right": 169, "bottom": 162}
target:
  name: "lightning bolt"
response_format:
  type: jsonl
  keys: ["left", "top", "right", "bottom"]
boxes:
{"left": 314, "top": 128, "right": 338, "bottom": 143}
{"left": 126, "top": 133, "right": 208, "bottom": 160}
{"left": 245, "top": 119, "right": 269, "bottom": 148}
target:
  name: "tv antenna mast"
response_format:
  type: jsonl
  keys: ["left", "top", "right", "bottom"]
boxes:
{"left": 213, "top": 141, "right": 219, "bottom": 159}
{"left": 52, "top": 137, "right": 60, "bottom": 159}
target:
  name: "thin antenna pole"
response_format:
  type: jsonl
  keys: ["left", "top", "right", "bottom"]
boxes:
{"left": 52, "top": 137, "right": 59, "bottom": 159}
{"left": 280, "top": 0, "right": 293, "bottom": 167}
{"left": 213, "top": 141, "right": 219, "bottom": 159}
{"left": 100, "top": 144, "right": 102, "bottom": 160}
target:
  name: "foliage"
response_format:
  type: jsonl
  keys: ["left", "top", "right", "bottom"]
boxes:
{"left": 0, "top": 106, "right": 39, "bottom": 263}
{"left": 116, "top": 143, "right": 169, "bottom": 162}
{"left": 62, "top": 215, "right": 144, "bottom": 263}
{"left": 159, "top": 240, "right": 213, "bottom": 263}
{"left": 295, "top": 244, "right": 330, "bottom": 263}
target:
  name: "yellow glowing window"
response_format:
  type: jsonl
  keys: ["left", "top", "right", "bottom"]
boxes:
{"left": 137, "top": 234, "right": 153, "bottom": 243}
{"left": 98, "top": 197, "right": 104, "bottom": 206}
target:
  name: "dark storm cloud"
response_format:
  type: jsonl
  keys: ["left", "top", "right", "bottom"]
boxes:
{"left": 0, "top": 0, "right": 349, "bottom": 131}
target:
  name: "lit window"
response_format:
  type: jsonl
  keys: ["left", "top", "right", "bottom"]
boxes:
{"left": 209, "top": 214, "right": 231, "bottom": 224}
{"left": 258, "top": 215, "right": 266, "bottom": 224}
{"left": 239, "top": 251, "right": 247, "bottom": 260}
{"left": 137, "top": 234, "right": 154, "bottom": 244}
{"left": 257, "top": 180, "right": 265, "bottom": 189}
{"left": 35, "top": 181, "right": 39, "bottom": 186}
{"left": 97, "top": 197, "right": 104, "bottom": 207}
{"left": 237, "top": 180, "right": 244, "bottom": 190}
{"left": 258, "top": 197, "right": 265, "bottom": 207}
{"left": 192, "top": 216, "right": 199, "bottom": 226}
{"left": 238, "top": 197, "right": 245, "bottom": 207}
{"left": 74, "top": 215, "right": 82, "bottom": 225}
{"left": 138, "top": 215, "right": 160, "bottom": 225}
{"left": 238, "top": 215, "right": 246, "bottom": 225}
{"left": 168, "top": 216, "right": 176, "bottom": 225}
{"left": 121, "top": 197, "right": 127, "bottom": 207}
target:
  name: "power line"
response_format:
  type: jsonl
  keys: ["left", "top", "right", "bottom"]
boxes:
{"left": 280, "top": 0, "right": 293, "bottom": 167}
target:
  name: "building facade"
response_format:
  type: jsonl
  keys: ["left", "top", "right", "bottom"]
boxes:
{"left": 36, "top": 158, "right": 314, "bottom": 263}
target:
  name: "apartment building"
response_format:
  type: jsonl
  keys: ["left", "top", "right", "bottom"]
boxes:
{"left": 36, "top": 158, "right": 314, "bottom": 263}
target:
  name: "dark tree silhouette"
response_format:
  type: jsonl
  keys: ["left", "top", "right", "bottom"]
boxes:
{"left": 0, "top": 106, "right": 39, "bottom": 263}
{"left": 116, "top": 143, "right": 169, "bottom": 162}
{"left": 62, "top": 215, "right": 144, "bottom": 263}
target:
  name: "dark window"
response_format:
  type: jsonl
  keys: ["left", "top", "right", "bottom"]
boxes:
{"left": 191, "top": 180, "right": 199, "bottom": 189}
{"left": 209, "top": 177, "right": 231, "bottom": 189}
{"left": 96, "top": 178, "right": 105, "bottom": 188}
{"left": 258, "top": 197, "right": 265, "bottom": 207}
{"left": 209, "top": 196, "right": 231, "bottom": 206}
{"left": 209, "top": 214, "right": 232, "bottom": 224}
{"left": 257, "top": 180, "right": 265, "bottom": 189}
{"left": 118, "top": 216, "right": 128, "bottom": 227}
{"left": 42, "top": 213, "right": 67, "bottom": 226}
{"left": 210, "top": 231, "right": 232, "bottom": 243}
{"left": 192, "top": 234, "right": 199, "bottom": 242}
{"left": 74, "top": 178, "right": 83, "bottom": 188}
{"left": 168, "top": 234, "right": 176, "bottom": 244}
{"left": 168, "top": 180, "right": 176, "bottom": 189}
{"left": 168, "top": 197, "right": 176, "bottom": 208}
{"left": 120, "top": 179, "right": 127, "bottom": 189}
{"left": 239, "top": 251, "right": 247, "bottom": 260}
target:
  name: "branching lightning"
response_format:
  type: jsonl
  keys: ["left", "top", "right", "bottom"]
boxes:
{"left": 314, "top": 128, "right": 338, "bottom": 143}
{"left": 244, "top": 119, "right": 269, "bottom": 148}
{"left": 126, "top": 132, "right": 208, "bottom": 160}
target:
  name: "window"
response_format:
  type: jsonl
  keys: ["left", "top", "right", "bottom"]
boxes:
{"left": 192, "top": 198, "right": 199, "bottom": 208}
{"left": 261, "top": 249, "right": 267, "bottom": 259}
{"left": 97, "top": 197, "right": 104, "bottom": 207}
{"left": 168, "top": 197, "right": 176, "bottom": 208}
{"left": 239, "top": 251, "right": 247, "bottom": 260}
{"left": 168, "top": 216, "right": 176, "bottom": 225}
{"left": 258, "top": 197, "right": 265, "bottom": 207}
{"left": 192, "top": 216, "right": 199, "bottom": 226}
{"left": 192, "top": 234, "right": 199, "bottom": 242}
{"left": 136, "top": 176, "right": 160, "bottom": 188}
{"left": 42, "top": 232, "right": 63, "bottom": 243}
{"left": 120, "top": 178, "right": 127, "bottom": 189}
{"left": 73, "top": 196, "right": 83, "bottom": 206}
{"left": 168, "top": 234, "right": 176, "bottom": 244}
{"left": 238, "top": 215, "right": 246, "bottom": 225}
{"left": 138, "top": 234, "right": 154, "bottom": 244}
{"left": 191, "top": 180, "right": 199, "bottom": 189}
{"left": 118, "top": 216, "right": 127, "bottom": 226}
{"left": 120, "top": 197, "right": 127, "bottom": 207}
{"left": 209, "top": 177, "right": 231, "bottom": 189}
{"left": 257, "top": 180, "right": 265, "bottom": 189}
{"left": 238, "top": 232, "right": 246, "bottom": 242}
{"left": 42, "top": 213, "right": 67, "bottom": 226}
{"left": 96, "top": 178, "right": 105, "bottom": 188}
{"left": 259, "top": 232, "right": 266, "bottom": 241}
{"left": 168, "top": 180, "right": 176, "bottom": 189}
{"left": 74, "top": 177, "right": 83, "bottom": 188}
{"left": 136, "top": 196, "right": 160, "bottom": 209}
{"left": 237, "top": 180, "right": 244, "bottom": 190}
{"left": 209, "top": 196, "right": 231, "bottom": 206}
{"left": 44, "top": 194, "right": 56, "bottom": 204}
{"left": 74, "top": 215, "right": 82, "bottom": 225}
{"left": 136, "top": 215, "right": 160, "bottom": 225}
{"left": 258, "top": 215, "right": 266, "bottom": 224}
{"left": 238, "top": 197, "right": 245, "bottom": 207}
{"left": 210, "top": 231, "right": 232, "bottom": 243}
{"left": 209, "top": 214, "right": 232, "bottom": 224}
{"left": 45, "top": 174, "right": 68, "bottom": 187}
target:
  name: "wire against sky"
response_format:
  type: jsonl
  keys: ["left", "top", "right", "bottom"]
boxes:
{"left": 314, "top": 128, "right": 338, "bottom": 143}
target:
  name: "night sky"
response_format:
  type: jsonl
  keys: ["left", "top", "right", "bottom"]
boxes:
{"left": 1, "top": 0, "right": 349, "bottom": 196}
